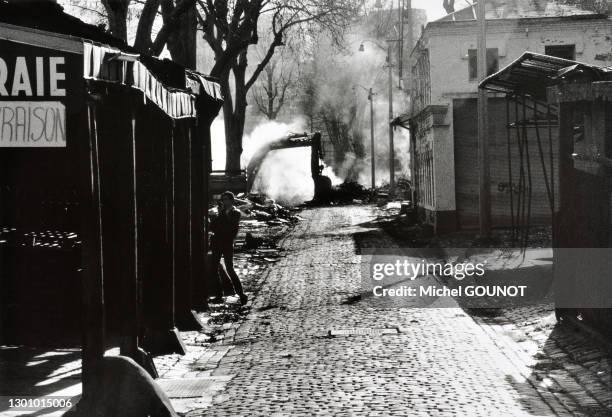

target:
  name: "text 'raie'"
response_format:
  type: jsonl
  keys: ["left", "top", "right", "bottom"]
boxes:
{"left": 0, "top": 56, "right": 66, "bottom": 97}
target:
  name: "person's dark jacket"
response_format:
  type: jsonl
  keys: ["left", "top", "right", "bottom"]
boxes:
{"left": 210, "top": 206, "right": 241, "bottom": 248}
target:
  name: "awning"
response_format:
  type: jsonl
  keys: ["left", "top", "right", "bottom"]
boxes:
{"left": 83, "top": 42, "right": 222, "bottom": 119}
{"left": 186, "top": 70, "right": 222, "bottom": 101}
{"left": 479, "top": 52, "right": 608, "bottom": 100}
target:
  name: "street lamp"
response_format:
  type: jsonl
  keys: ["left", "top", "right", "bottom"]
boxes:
{"left": 359, "top": 39, "right": 400, "bottom": 198}
{"left": 354, "top": 84, "right": 377, "bottom": 190}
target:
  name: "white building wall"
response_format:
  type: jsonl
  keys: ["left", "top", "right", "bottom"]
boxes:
{"left": 418, "top": 16, "right": 612, "bottom": 218}
{"left": 432, "top": 112, "right": 455, "bottom": 212}
{"left": 428, "top": 18, "right": 612, "bottom": 106}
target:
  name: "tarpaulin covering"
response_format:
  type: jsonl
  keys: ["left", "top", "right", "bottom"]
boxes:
{"left": 83, "top": 42, "right": 200, "bottom": 119}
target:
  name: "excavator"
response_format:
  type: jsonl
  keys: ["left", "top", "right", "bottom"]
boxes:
{"left": 245, "top": 131, "right": 333, "bottom": 202}
{"left": 209, "top": 131, "right": 333, "bottom": 202}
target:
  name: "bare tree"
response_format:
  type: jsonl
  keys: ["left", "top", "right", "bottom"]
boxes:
{"left": 197, "top": 0, "right": 361, "bottom": 172}
{"left": 64, "top": 0, "right": 360, "bottom": 170}
{"left": 65, "top": 0, "right": 197, "bottom": 67}
{"left": 297, "top": 60, "right": 319, "bottom": 132}
{"left": 64, "top": 0, "right": 108, "bottom": 26}
{"left": 251, "top": 58, "right": 294, "bottom": 120}
{"left": 294, "top": 32, "right": 370, "bottom": 181}
{"left": 250, "top": 30, "right": 300, "bottom": 120}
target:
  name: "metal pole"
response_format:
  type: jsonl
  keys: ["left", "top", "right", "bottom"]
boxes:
{"left": 388, "top": 43, "right": 396, "bottom": 197}
{"left": 369, "top": 88, "right": 376, "bottom": 189}
{"left": 406, "top": 0, "right": 413, "bottom": 57}
{"left": 398, "top": 0, "right": 404, "bottom": 81}
{"left": 405, "top": 0, "right": 413, "bottom": 91}
{"left": 477, "top": 0, "right": 491, "bottom": 235}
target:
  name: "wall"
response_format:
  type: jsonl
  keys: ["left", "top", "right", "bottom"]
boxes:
{"left": 453, "top": 97, "right": 559, "bottom": 229}
{"left": 412, "top": 110, "right": 436, "bottom": 210}
{"left": 427, "top": 17, "right": 612, "bottom": 105}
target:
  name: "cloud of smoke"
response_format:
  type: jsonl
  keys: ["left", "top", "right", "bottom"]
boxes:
{"left": 240, "top": 118, "right": 307, "bottom": 164}
{"left": 242, "top": 119, "right": 310, "bottom": 205}
{"left": 208, "top": 8, "right": 420, "bottom": 201}
{"left": 212, "top": 117, "right": 338, "bottom": 205}
{"left": 305, "top": 27, "right": 413, "bottom": 188}
{"left": 251, "top": 147, "right": 313, "bottom": 205}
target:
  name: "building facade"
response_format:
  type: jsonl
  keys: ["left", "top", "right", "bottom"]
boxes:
{"left": 406, "top": 2, "right": 612, "bottom": 233}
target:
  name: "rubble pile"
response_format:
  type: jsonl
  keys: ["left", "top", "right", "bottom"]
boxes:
{"left": 208, "top": 193, "right": 301, "bottom": 263}
{"left": 334, "top": 180, "right": 370, "bottom": 203}
{"left": 304, "top": 176, "right": 413, "bottom": 206}
{"left": 237, "top": 193, "right": 302, "bottom": 225}
{"left": 209, "top": 193, "right": 302, "bottom": 225}
{"left": 302, "top": 180, "right": 372, "bottom": 206}
{"left": 374, "top": 176, "right": 412, "bottom": 200}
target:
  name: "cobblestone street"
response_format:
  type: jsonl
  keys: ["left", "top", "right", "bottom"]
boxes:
{"left": 159, "top": 205, "right": 612, "bottom": 417}
{"left": 3, "top": 205, "right": 612, "bottom": 416}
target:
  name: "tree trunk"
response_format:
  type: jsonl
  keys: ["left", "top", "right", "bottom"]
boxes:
{"left": 134, "top": 0, "right": 161, "bottom": 52}
{"left": 102, "top": 0, "right": 129, "bottom": 42}
{"left": 223, "top": 113, "right": 244, "bottom": 173}
{"left": 220, "top": 79, "right": 246, "bottom": 173}
{"left": 222, "top": 53, "right": 249, "bottom": 173}
{"left": 166, "top": 5, "right": 197, "bottom": 69}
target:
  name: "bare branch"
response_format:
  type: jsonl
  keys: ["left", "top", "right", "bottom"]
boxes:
{"left": 245, "top": 31, "right": 282, "bottom": 91}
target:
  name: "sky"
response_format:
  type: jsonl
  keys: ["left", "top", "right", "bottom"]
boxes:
{"left": 408, "top": 0, "right": 473, "bottom": 21}
{"left": 57, "top": 0, "right": 473, "bottom": 37}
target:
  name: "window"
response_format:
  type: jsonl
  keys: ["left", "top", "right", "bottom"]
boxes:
{"left": 468, "top": 48, "right": 499, "bottom": 81}
{"left": 545, "top": 45, "right": 576, "bottom": 61}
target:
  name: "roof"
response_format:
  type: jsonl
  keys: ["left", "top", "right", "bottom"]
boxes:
{"left": 0, "top": 0, "right": 223, "bottom": 117}
{"left": 479, "top": 52, "right": 610, "bottom": 99}
{"left": 0, "top": 1, "right": 131, "bottom": 50}
{"left": 435, "top": 0, "right": 601, "bottom": 22}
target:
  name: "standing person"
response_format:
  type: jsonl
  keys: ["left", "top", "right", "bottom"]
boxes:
{"left": 209, "top": 191, "right": 248, "bottom": 305}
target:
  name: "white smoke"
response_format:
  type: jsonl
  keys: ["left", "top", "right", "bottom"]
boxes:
{"left": 240, "top": 119, "right": 307, "bottom": 164}
{"left": 252, "top": 147, "right": 314, "bottom": 205}
{"left": 211, "top": 117, "right": 339, "bottom": 205}
{"left": 243, "top": 119, "right": 311, "bottom": 205}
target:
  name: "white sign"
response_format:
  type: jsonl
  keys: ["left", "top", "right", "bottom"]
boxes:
{"left": 0, "top": 101, "right": 66, "bottom": 147}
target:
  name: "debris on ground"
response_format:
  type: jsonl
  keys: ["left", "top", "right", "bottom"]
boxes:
{"left": 210, "top": 193, "right": 301, "bottom": 225}
{"left": 301, "top": 180, "right": 373, "bottom": 206}
{"left": 373, "top": 176, "right": 412, "bottom": 201}
{"left": 334, "top": 180, "right": 371, "bottom": 203}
